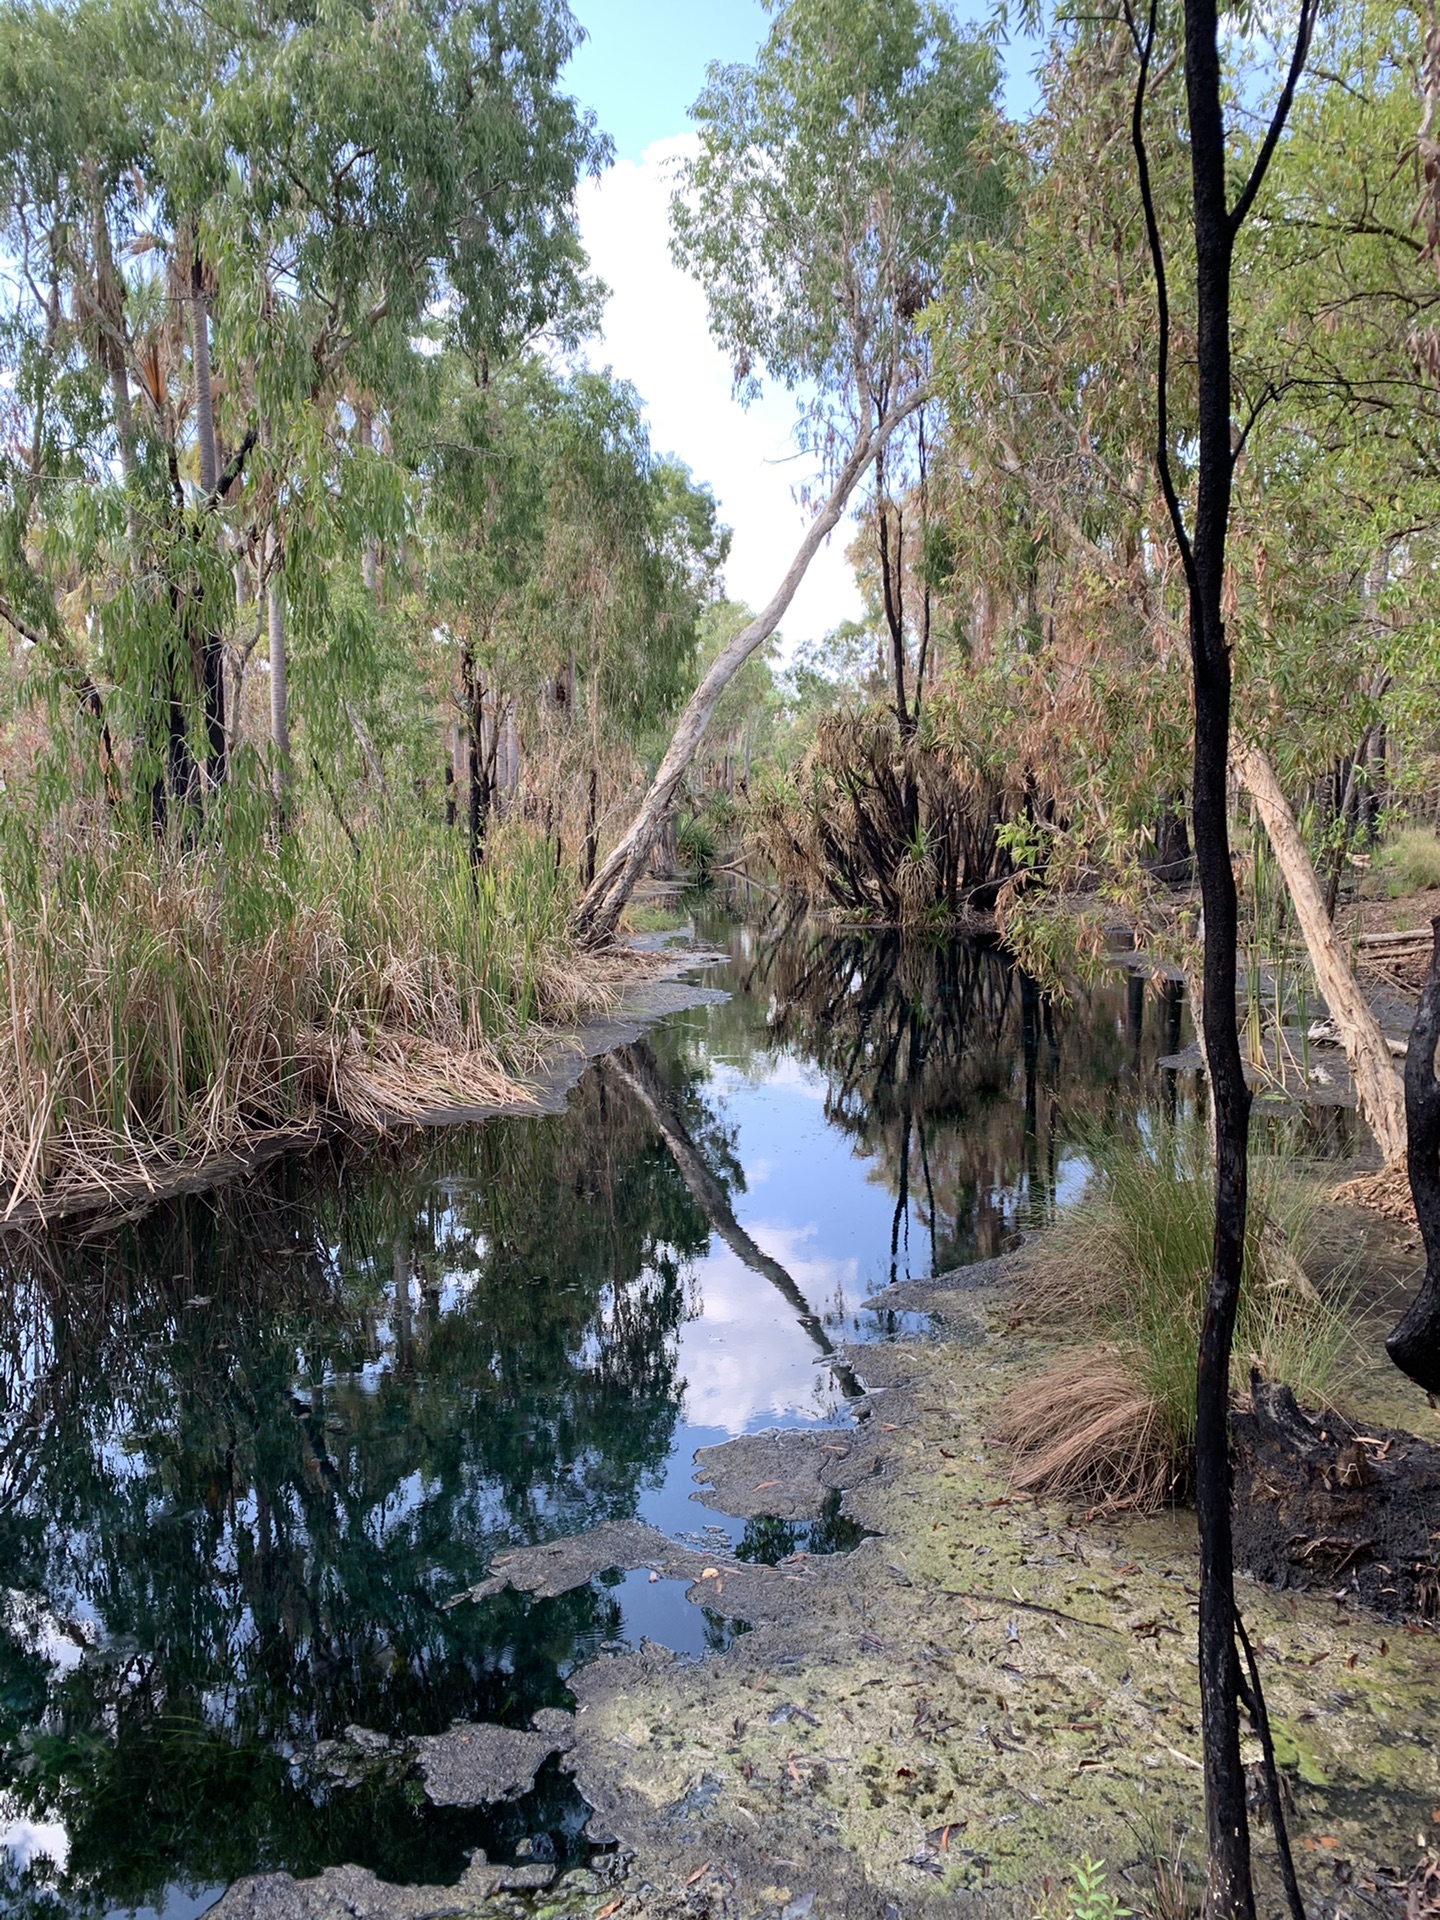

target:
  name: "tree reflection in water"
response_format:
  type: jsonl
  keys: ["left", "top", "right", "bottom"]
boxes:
{"left": 0, "top": 1075, "right": 709, "bottom": 1914}
{"left": 676, "top": 911, "right": 1190, "bottom": 1277}
{"left": 0, "top": 914, "right": 1191, "bottom": 1916}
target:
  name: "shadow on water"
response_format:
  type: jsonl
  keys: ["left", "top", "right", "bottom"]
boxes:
{"left": 0, "top": 912, "right": 1218, "bottom": 1915}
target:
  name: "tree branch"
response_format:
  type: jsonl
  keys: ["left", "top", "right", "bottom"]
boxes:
{"left": 205, "top": 426, "right": 258, "bottom": 511}
{"left": 1228, "top": 0, "right": 1320, "bottom": 237}
{"left": 1124, "top": 0, "right": 1197, "bottom": 591}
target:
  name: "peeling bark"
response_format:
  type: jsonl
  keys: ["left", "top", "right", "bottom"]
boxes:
{"left": 1233, "top": 737, "right": 1406, "bottom": 1164}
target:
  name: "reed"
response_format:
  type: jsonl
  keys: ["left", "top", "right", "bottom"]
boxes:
{"left": 0, "top": 811, "right": 602, "bottom": 1217}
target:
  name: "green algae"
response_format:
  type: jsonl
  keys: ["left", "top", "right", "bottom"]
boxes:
{"left": 556, "top": 1287, "right": 1440, "bottom": 1916}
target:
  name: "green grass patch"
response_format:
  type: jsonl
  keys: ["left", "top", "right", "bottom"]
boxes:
{"left": 1376, "top": 826, "right": 1440, "bottom": 898}
{"left": 0, "top": 809, "right": 595, "bottom": 1214}
{"left": 996, "top": 1123, "right": 1357, "bottom": 1507}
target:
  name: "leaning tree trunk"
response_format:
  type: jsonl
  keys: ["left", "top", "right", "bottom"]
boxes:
{"left": 1390, "top": 917, "right": 1440, "bottom": 1391}
{"left": 571, "top": 391, "right": 928, "bottom": 948}
{"left": 1233, "top": 737, "right": 1406, "bottom": 1163}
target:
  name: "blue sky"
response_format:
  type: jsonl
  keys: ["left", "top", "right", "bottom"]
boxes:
{"left": 567, "top": 0, "right": 1043, "bottom": 158}
{"left": 562, "top": 2, "right": 1043, "bottom": 654}
{"left": 567, "top": 1, "right": 771, "bottom": 162}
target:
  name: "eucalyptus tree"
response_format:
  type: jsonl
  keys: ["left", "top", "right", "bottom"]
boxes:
{"left": 415, "top": 356, "right": 727, "bottom": 868}
{"left": 571, "top": 0, "right": 1002, "bottom": 944}
{"left": 0, "top": 0, "right": 607, "bottom": 827}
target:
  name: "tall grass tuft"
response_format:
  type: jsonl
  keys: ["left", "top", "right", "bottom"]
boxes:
{"left": 993, "top": 1123, "right": 1355, "bottom": 1509}
{"left": 0, "top": 810, "right": 603, "bottom": 1218}
{"left": 1376, "top": 825, "right": 1440, "bottom": 898}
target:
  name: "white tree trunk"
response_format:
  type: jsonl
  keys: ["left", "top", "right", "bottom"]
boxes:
{"left": 572, "top": 390, "right": 928, "bottom": 946}
{"left": 267, "top": 548, "right": 290, "bottom": 808}
{"left": 357, "top": 402, "right": 381, "bottom": 598}
{"left": 1232, "top": 737, "right": 1406, "bottom": 1163}
{"left": 191, "top": 272, "right": 218, "bottom": 497}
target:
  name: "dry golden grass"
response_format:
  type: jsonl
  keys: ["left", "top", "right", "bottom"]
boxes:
{"left": 990, "top": 1344, "right": 1177, "bottom": 1510}
{"left": 0, "top": 817, "right": 619, "bottom": 1218}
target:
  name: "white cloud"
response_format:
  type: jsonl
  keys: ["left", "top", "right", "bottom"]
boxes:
{"left": 574, "top": 136, "right": 863, "bottom": 659}
{"left": 669, "top": 1217, "right": 863, "bottom": 1434}
{"left": 0, "top": 1798, "right": 69, "bottom": 1876}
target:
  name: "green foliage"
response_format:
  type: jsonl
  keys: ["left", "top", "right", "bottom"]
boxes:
{"left": 673, "top": 0, "right": 1001, "bottom": 418}
{"left": 1035, "top": 1124, "right": 1356, "bottom": 1457}
{"left": 0, "top": 794, "right": 590, "bottom": 1209}
{"left": 1376, "top": 827, "right": 1440, "bottom": 899}
{"left": 676, "top": 809, "right": 719, "bottom": 875}
{"left": 1063, "top": 1858, "right": 1131, "bottom": 1920}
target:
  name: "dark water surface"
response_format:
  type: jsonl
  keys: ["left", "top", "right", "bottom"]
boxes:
{"left": 0, "top": 915, "right": 1192, "bottom": 1918}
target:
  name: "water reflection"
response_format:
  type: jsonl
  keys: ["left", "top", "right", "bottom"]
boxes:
{"left": 0, "top": 917, "right": 1189, "bottom": 1916}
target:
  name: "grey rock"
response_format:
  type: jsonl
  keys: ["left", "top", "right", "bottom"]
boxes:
{"left": 415, "top": 1717, "right": 574, "bottom": 1807}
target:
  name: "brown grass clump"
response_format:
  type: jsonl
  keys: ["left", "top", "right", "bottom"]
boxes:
{"left": 991, "top": 1125, "right": 1355, "bottom": 1511}
{"left": 990, "top": 1344, "right": 1176, "bottom": 1510}
{"left": 0, "top": 817, "right": 616, "bottom": 1220}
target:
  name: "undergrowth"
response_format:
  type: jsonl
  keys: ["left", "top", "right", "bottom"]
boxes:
{"left": 1376, "top": 826, "right": 1440, "bottom": 897}
{"left": 0, "top": 804, "right": 601, "bottom": 1215}
{"left": 994, "top": 1122, "right": 1356, "bottom": 1509}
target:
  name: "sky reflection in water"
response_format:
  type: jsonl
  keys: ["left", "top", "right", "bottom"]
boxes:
{"left": 0, "top": 916, "right": 1193, "bottom": 1917}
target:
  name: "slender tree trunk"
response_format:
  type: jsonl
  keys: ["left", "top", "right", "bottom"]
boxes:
{"left": 463, "top": 650, "right": 489, "bottom": 871}
{"left": 1234, "top": 739, "right": 1405, "bottom": 1161}
{"left": 267, "top": 543, "right": 290, "bottom": 831}
{"left": 1131, "top": 0, "right": 1316, "bottom": 1905}
{"left": 1393, "top": 918, "right": 1440, "bottom": 1389}
{"left": 357, "top": 402, "right": 381, "bottom": 599}
{"left": 190, "top": 255, "right": 218, "bottom": 498}
{"left": 187, "top": 255, "right": 232, "bottom": 794}
{"left": 1183, "top": 14, "right": 1256, "bottom": 1898}
{"left": 92, "top": 204, "right": 137, "bottom": 515}
{"left": 582, "top": 766, "right": 599, "bottom": 889}
{"left": 876, "top": 454, "right": 910, "bottom": 738}
{"left": 572, "top": 391, "right": 927, "bottom": 947}
{"left": 1323, "top": 739, "right": 1366, "bottom": 920}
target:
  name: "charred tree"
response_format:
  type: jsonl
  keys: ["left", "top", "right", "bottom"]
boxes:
{"left": 1125, "top": 0, "right": 1316, "bottom": 1908}
{"left": 1391, "top": 917, "right": 1440, "bottom": 1391}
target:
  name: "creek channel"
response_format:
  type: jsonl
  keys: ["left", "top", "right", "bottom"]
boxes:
{"left": 0, "top": 912, "right": 1272, "bottom": 1919}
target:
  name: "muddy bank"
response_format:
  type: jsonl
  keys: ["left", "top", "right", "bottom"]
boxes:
{"left": 213, "top": 1258, "right": 1440, "bottom": 1920}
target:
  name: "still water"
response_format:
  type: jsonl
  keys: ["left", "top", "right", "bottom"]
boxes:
{"left": 0, "top": 915, "right": 1189, "bottom": 1917}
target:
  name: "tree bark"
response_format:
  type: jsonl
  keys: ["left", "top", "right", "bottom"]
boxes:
{"left": 356, "top": 401, "right": 381, "bottom": 599}
{"left": 571, "top": 390, "right": 929, "bottom": 947}
{"left": 1233, "top": 736, "right": 1406, "bottom": 1163}
{"left": 267, "top": 542, "right": 290, "bottom": 828}
{"left": 1129, "top": 0, "right": 1316, "bottom": 1904}
{"left": 191, "top": 254, "right": 218, "bottom": 498}
{"left": 582, "top": 765, "right": 599, "bottom": 889}
{"left": 1391, "top": 917, "right": 1440, "bottom": 1390}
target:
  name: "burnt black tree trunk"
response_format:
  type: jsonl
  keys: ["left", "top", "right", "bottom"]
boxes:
{"left": 875, "top": 450, "right": 910, "bottom": 740}
{"left": 461, "top": 645, "right": 492, "bottom": 874}
{"left": 1390, "top": 917, "right": 1440, "bottom": 1390}
{"left": 582, "top": 765, "right": 599, "bottom": 890}
{"left": 1126, "top": 0, "right": 1315, "bottom": 1910}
